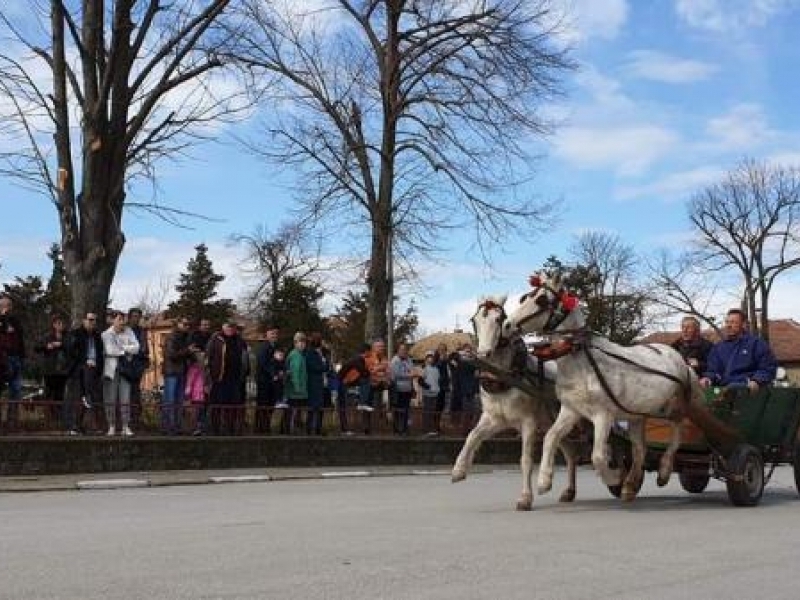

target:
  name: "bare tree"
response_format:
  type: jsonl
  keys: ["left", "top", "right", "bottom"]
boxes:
{"left": 568, "top": 231, "right": 646, "bottom": 342}
{"left": 688, "top": 159, "right": 800, "bottom": 340}
{"left": 0, "top": 1, "right": 237, "bottom": 321}
{"left": 644, "top": 249, "right": 725, "bottom": 337}
{"left": 232, "top": 220, "right": 330, "bottom": 313}
{"left": 226, "top": 0, "right": 573, "bottom": 341}
{"left": 131, "top": 275, "right": 174, "bottom": 318}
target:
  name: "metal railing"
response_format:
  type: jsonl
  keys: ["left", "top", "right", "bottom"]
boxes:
{"left": 0, "top": 397, "right": 486, "bottom": 438}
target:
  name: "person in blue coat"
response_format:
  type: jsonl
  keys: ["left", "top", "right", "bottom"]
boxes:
{"left": 700, "top": 309, "right": 777, "bottom": 393}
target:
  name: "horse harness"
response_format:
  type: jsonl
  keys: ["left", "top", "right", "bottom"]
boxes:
{"left": 530, "top": 331, "right": 692, "bottom": 420}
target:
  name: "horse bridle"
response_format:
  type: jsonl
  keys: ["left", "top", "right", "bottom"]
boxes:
{"left": 471, "top": 300, "right": 512, "bottom": 350}
{"left": 512, "top": 276, "right": 570, "bottom": 334}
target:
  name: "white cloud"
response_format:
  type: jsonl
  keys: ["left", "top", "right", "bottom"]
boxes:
{"left": 767, "top": 151, "right": 800, "bottom": 168}
{"left": 574, "top": 66, "right": 636, "bottom": 112}
{"left": 623, "top": 50, "right": 718, "bottom": 84}
{"left": 675, "top": 0, "right": 799, "bottom": 33}
{"left": 554, "top": 125, "right": 679, "bottom": 176}
{"left": 705, "top": 103, "right": 774, "bottom": 150}
{"left": 615, "top": 165, "right": 724, "bottom": 201}
{"left": 559, "top": 0, "right": 629, "bottom": 42}
{"left": 109, "top": 238, "right": 249, "bottom": 311}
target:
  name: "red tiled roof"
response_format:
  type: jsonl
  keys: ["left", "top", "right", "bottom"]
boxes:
{"left": 639, "top": 319, "right": 800, "bottom": 363}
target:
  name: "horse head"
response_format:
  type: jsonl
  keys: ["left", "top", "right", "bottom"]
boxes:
{"left": 471, "top": 294, "right": 509, "bottom": 358}
{"left": 504, "top": 272, "right": 584, "bottom": 337}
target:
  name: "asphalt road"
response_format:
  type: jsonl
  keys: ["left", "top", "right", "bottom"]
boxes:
{"left": 1, "top": 467, "right": 799, "bottom": 600}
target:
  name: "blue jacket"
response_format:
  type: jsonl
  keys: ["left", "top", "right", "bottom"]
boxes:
{"left": 703, "top": 333, "right": 777, "bottom": 387}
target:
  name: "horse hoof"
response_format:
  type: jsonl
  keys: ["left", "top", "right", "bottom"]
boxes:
{"left": 656, "top": 475, "right": 669, "bottom": 487}
{"left": 516, "top": 500, "right": 533, "bottom": 511}
{"left": 451, "top": 470, "right": 466, "bottom": 483}
{"left": 558, "top": 488, "right": 576, "bottom": 503}
{"left": 621, "top": 488, "right": 637, "bottom": 502}
{"left": 536, "top": 484, "right": 551, "bottom": 495}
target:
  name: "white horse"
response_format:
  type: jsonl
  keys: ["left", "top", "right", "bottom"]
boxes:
{"left": 501, "top": 274, "right": 704, "bottom": 501}
{"left": 451, "top": 295, "right": 578, "bottom": 510}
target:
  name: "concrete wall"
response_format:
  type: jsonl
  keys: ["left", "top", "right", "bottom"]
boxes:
{"left": 0, "top": 437, "right": 523, "bottom": 477}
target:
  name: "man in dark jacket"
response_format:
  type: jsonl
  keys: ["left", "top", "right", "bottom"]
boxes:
{"left": 127, "top": 308, "right": 150, "bottom": 428}
{"left": 700, "top": 309, "right": 777, "bottom": 392}
{"left": 206, "top": 321, "right": 246, "bottom": 435}
{"left": 0, "top": 296, "right": 25, "bottom": 431}
{"left": 672, "top": 316, "right": 713, "bottom": 376}
{"left": 63, "top": 312, "right": 104, "bottom": 434}
{"left": 449, "top": 343, "right": 479, "bottom": 436}
{"left": 433, "top": 343, "right": 451, "bottom": 435}
{"left": 255, "top": 324, "right": 280, "bottom": 434}
{"left": 161, "top": 318, "right": 192, "bottom": 435}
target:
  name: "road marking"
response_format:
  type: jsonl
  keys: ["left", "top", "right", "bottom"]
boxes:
{"left": 76, "top": 479, "right": 150, "bottom": 490}
{"left": 208, "top": 475, "right": 272, "bottom": 484}
{"left": 412, "top": 469, "right": 451, "bottom": 476}
{"left": 320, "top": 471, "right": 371, "bottom": 478}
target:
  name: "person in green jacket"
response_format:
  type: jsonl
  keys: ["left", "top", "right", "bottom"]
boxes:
{"left": 284, "top": 332, "right": 308, "bottom": 434}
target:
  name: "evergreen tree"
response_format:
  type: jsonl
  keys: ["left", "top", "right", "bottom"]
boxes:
{"left": 166, "top": 244, "right": 235, "bottom": 325}
{"left": 3, "top": 275, "right": 48, "bottom": 378}
{"left": 44, "top": 243, "right": 72, "bottom": 321}
{"left": 257, "top": 275, "right": 327, "bottom": 349}
{"left": 331, "top": 291, "right": 418, "bottom": 360}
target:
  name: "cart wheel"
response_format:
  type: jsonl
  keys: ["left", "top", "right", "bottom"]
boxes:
{"left": 679, "top": 472, "right": 710, "bottom": 494}
{"left": 793, "top": 444, "right": 800, "bottom": 497}
{"left": 725, "top": 444, "right": 764, "bottom": 507}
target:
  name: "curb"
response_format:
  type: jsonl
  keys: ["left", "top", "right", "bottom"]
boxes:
{"left": 209, "top": 475, "right": 273, "bottom": 484}
{"left": 76, "top": 478, "right": 150, "bottom": 490}
{"left": 0, "top": 465, "right": 506, "bottom": 493}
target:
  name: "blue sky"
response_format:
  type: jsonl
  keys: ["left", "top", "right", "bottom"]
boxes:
{"left": 2, "top": 0, "right": 800, "bottom": 335}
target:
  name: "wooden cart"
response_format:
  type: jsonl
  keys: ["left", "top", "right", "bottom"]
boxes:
{"left": 632, "top": 386, "right": 800, "bottom": 506}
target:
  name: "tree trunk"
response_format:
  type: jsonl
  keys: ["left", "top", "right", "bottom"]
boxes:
{"left": 64, "top": 256, "right": 120, "bottom": 326}
{"left": 364, "top": 226, "right": 389, "bottom": 343}
{"left": 759, "top": 284, "right": 770, "bottom": 342}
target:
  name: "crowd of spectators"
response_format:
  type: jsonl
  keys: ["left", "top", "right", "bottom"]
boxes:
{"left": 1, "top": 296, "right": 786, "bottom": 437}
{"left": 0, "top": 296, "right": 481, "bottom": 437}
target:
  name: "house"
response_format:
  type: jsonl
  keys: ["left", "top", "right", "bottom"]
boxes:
{"left": 638, "top": 319, "right": 800, "bottom": 384}
{"left": 409, "top": 330, "right": 475, "bottom": 361}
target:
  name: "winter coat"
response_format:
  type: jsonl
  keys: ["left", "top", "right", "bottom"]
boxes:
{"left": 162, "top": 329, "right": 192, "bottom": 376}
{"left": 672, "top": 336, "right": 713, "bottom": 376}
{"left": 35, "top": 332, "right": 70, "bottom": 376}
{"left": 0, "top": 313, "right": 25, "bottom": 358}
{"left": 389, "top": 355, "right": 415, "bottom": 393}
{"left": 450, "top": 352, "right": 478, "bottom": 398}
{"left": 420, "top": 364, "right": 441, "bottom": 397}
{"left": 285, "top": 348, "right": 308, "bottom": 400}
{"left": 703, "top": 333, "right": 778, "bottom": 387}
{"left": 364, "top": 350, "right": 389, "bottom": 388}
{"left": 65, "top": 326, "right": 104, "bottom": 377}
{"left": 305, "top": 347, "right": 327, "bottom": 408}
{"left": 101, "top": 326, "right": 140, "bottom": 380}
{"left": 185, "top": 360, "right": 207, "bottom": 403}
{"left": 206, "top": 332, "right": 245, "bottom": 384}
